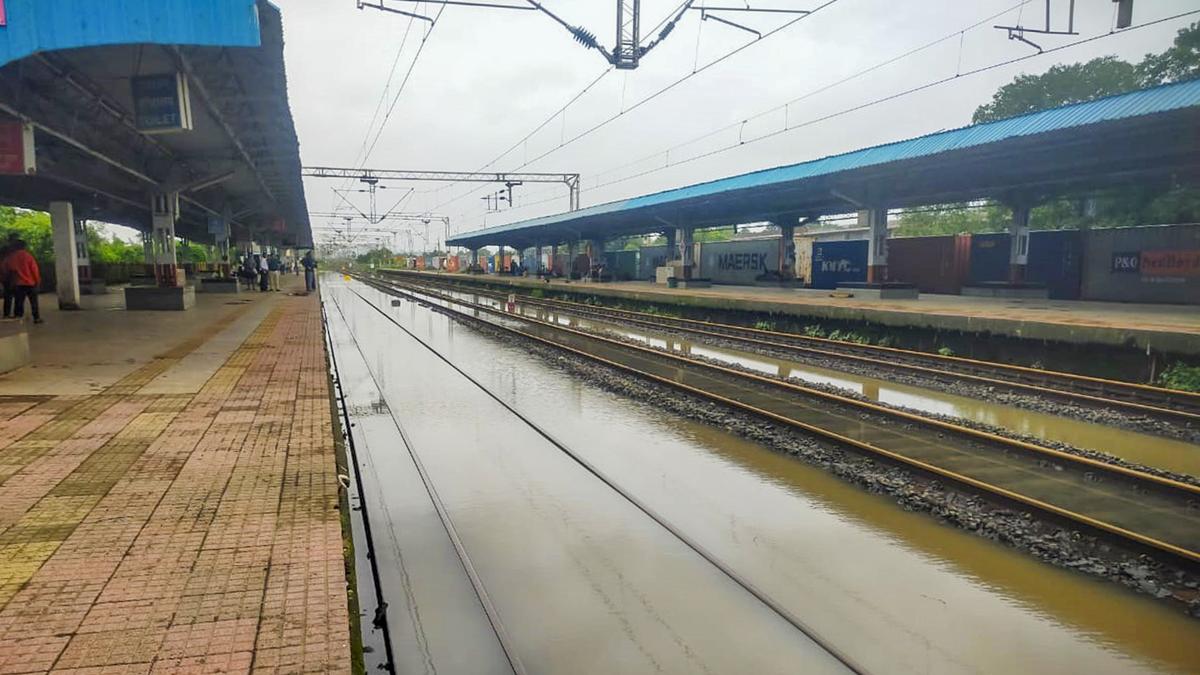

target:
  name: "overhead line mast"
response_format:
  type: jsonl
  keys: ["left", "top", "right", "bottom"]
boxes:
{"left": 357, "top": 0, "right": 815, "bottom": 69}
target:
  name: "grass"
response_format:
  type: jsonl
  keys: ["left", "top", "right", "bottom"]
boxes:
{"left": 1159, "top": 362, "right": 1200, "bottom": 392}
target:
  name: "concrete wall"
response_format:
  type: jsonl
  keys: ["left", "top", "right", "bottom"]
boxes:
{"left": 697, "top": 239, "right": 779, "bottom": 284}
{"left": 1082, "top": 223, "right": 1200, "bottom": 304}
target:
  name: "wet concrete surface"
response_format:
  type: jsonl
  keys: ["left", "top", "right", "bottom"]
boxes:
{"left": 328, "top": 277, "right": 1200, "bottom": 674}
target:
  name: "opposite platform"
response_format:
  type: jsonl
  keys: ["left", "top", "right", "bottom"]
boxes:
{"left": 399, "top": 271, "right": 1200, "bottom": 355}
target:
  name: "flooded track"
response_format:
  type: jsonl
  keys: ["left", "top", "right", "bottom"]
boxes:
{"left": 389, "top": 271, "right": 1200, "bottom": 427}
{"left": 325, "top": 276, "right": 1200, "bottom": 674}
{"left": 324, "top": 279, "right": 854, "bottom": 674}
{"left": 404, "top": 280, "right": 1200, "bottom": 477}
{"left": 372, "top": 276, "right": 1200, "bottom": 565}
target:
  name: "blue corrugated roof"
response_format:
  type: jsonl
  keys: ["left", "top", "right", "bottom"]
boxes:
{"left": 452, "top": 78, "right": 1200, "bottom": 244}
{"left": 0, "top": 0, "right": 261, "bottom": 67}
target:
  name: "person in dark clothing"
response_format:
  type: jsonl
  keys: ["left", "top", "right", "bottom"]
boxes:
{"left": 302, "top": 251, "right": 317, "bottom": 292}
{"left": 5, "top": 240, "right": 41, "bottom": 323}
{"left": 256, "top": 254, "right": 269, "bottom": 291}
{"left": 0, "top": 236, "right": 15, "bottom": 318}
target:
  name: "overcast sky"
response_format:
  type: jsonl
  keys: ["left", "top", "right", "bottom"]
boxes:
{"left": 271, "top": 0, "right": 1198, "bottom": 250}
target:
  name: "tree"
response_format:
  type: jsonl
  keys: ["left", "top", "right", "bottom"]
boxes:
{"left": 973, "top": 23, "right": 1200, "bottom": 125}
{"left": 972, "top": 57, "right": 1140, "bottom": 124}
{"left": 894, "top": 203, "right": 1010, "bottom": 237}
{"left": 1138, "top": 22, "right": 1200, "bottom": 85}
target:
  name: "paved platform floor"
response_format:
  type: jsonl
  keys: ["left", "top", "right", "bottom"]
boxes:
{"left": 0, "top": 278, "right": 350, "bottom": 673}
{"left": 410, "top": 272, "right": 1200, "bottom": 354}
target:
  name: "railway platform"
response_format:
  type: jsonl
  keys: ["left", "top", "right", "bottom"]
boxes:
{"left": 402, "top": 271, "right": 1200, "bottom": 355}
{"left": 0, "top": 278, "right": 350, "bottom": 674}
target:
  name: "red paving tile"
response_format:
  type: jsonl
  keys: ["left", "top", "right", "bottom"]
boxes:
{"left": 0, "top": 295, "right": 350, "bottom": 673}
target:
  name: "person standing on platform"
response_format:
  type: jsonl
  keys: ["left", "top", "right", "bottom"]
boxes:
{"left": 257, "top": 254, "right": 269, "bottom": 292}
{"left": 268, "top": 254, "right": 282, "bottom": 291}
{"left": 6, "top": 240, "right": 41, "bottom": 324}
{"left": 0, "top": 236, "right": 15, "bottom": 318}
{"left": 302, "top": 250, "right": 317, "bottom": 292}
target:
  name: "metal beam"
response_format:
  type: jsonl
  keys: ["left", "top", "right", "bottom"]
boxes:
{"left": 173, "top": 47, "right": 278, "bottom": 206}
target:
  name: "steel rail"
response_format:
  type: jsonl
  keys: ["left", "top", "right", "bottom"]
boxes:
{"left": 343, "top": 280, "right": 870, "bottom": 674}
{"left": 365, "top": 275, "right": 1200, "bottom": 566}
{"left": 389, "top": 271, "right": 1200, "bottom": 423}
{"left": 325, "top": 291, "right": 529, "bottom": 675}
{"left": 321, "top": 301, "right": 399, "bottom": 674}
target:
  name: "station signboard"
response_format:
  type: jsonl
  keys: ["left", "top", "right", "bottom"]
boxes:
{"left": 0, "top": 121, "right": 35, "bottom": 175}
{"left": 132, "top": 73, "right": 194, "bottom": 133}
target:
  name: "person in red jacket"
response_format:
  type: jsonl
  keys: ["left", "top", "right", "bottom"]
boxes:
{"left": 5, "top": 240, "right": 41, "bottom": 324}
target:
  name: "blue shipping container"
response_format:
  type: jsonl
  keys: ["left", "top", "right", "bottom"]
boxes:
{"left": 811, "top": 240, "right": 867, "bottom": 289}
{"left": 1027, "top": 229, "right": 1083, "bottom": 299}
{"left": 968, "top": 232, "right": 1010, "bottom": 283}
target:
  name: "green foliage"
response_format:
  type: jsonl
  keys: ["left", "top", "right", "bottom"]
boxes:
{"left": 972, "top": 57, "right": 1140, "bottom": 124}
{"left": 1137, "top": 22, "right": 1200, "bottom": 85}
{"left": 355, "top": 247, "right": 395, "bottom": 266}
{"left": 1158, "top": 362, "right": 1200, "bottom": 392}
{"left": 693, "top": 227, "right": 735, "bottom": 243}
{"left": 894, "top": 203, "right": 1011, "bottom": 236}
{"left": 905, "top": 25, "right": 1200, "bottom": 234}
{"left": 937, "top": 346, "right": 955, "bottom": 357}
{"left": 529, "top": 288, "right": 544, "bottom": 298}
{"left": 177, "top": 241, "right": 209, "bottom": 264}
{"left": 753, "top": 319, "right": 775, "bottom": 331}
{"left": 802, "top": 324, "right": 826, "bottom": 338}
{"left": 0, "top": 207, "right": 54, "bottom": 262}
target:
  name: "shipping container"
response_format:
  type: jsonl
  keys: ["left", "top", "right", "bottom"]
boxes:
{"left": 968, "top": 232, "right": 1010, "bottom": 284}
{"left": 1026, "top": 229, "right": 1082, "bottom": 299}
{"left": 637, "top": 246, "right": 670, "bottom": 280}
{"left": 696, "top": 238, "right": 779, "bottom": 284}
{"left": 795, "top": 236, "right": 814, "bottom": 284}
{"left": 1081, "top": 223, "right": 1200, "bottom": 304}
{"left": 888, "top": 234, "right": 970, "bottom": 294}
{"left": 811, "top": 240, "right": 868, "bottom": 289}
{"left": 604, "top": 250, "right": 638, "bottom": 280}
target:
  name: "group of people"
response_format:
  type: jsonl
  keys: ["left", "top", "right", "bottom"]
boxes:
{"left": 238, "top": 252, "right": 288, "bottom": 292}
{"left": 0, "top": 237, "right": 41, "bottom": 323}
{"left": 237, "top": 250, "right": 318, "bottom": 293}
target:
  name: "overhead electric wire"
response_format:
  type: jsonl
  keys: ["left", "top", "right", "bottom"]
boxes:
{"left": 330, "top": 4, "right": 423, "bottom": 220}
{"left": 480, "top": 7, "right": 1200, "bottom": 223}
{"left": 435, "top": 0, "right": 844, "bottom": 222}
{"left": 362, "top": 2, "right": 451, "bottom": 166}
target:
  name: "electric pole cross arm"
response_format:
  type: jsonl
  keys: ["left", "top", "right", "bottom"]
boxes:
{"left": 301, "top": 166, "right": 581, "bottom": 211}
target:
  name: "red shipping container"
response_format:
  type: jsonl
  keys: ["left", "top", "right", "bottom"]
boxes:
{"left": 887, "top": 234, "right": 971, "bottom": 294}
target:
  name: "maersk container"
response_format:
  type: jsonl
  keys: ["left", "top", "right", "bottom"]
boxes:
{"left": 811, "top": 240, "right": 867, "bottom": 289}
{"left": 697, "top": 239, "right": 779, "bottom": 285}
{"left": 968, "top": 232, "right": 1010, "bottom": 283}
{"left": 1027, "top": 229, "right": 1083, "bottom": 299}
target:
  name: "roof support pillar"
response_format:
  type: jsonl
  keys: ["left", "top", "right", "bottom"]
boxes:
{"left": 676, "top": 226, "right": 695, "bottom": 278}
{"left": 150, "top": 192, "right": 182, "bottom": 288}
{"left": 664, "top": 229, "right": 677, "bottom": 259}
{"left": 860, "top": 208, "right": 888, "bottom": 284}
{"left": 774, "top": 219, "right": 797, "bottom": 280}
{"left": 1008, "top": 204, "right": 1032, "bottom": 284}
{"left": 49, "top": 201, "right": 81, "bottom": 310}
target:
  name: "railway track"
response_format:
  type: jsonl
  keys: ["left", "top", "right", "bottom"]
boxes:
{"left": 363, "top": 273, "right": 1200, "bottom": 569}
{"left": 382, "top": 270, "right": 1200, "bottom": 428}
{"left": 325, "top": 281, "right": 867, "bottom": 674}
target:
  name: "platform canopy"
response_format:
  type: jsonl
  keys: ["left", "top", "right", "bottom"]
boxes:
{"left": 449, "top": 79, "right": 1200, "bottom": 250}
{"left": 0, "top": 0, "right": 311, "bottom": 247}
